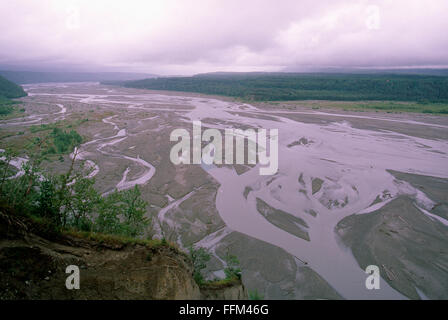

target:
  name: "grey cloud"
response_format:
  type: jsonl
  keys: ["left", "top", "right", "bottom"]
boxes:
{"left": 0, "top": 0, "right": 447, "bottom": 74}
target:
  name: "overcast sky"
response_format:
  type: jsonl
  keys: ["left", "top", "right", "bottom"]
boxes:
{"left": 0, "top": 0, "right": 447, "bottom": 75}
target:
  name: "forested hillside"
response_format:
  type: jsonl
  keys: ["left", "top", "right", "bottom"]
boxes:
{"left": 122, "top": 72, "right": 448, "bottom": 103}
{"left": 0, "top": 75, "right": 27, "bottom": 99}
{"left": 0, "top": 75, "right": 27, "bottom": 115}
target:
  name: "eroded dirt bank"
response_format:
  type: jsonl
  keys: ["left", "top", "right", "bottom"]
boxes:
{"left": 0, "top": 210, "right": 246, "bottom": 300}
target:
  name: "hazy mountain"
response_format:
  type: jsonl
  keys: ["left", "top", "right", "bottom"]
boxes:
{"left": 282, "top": 67, "right": 448, "bottom": 76}
{"left": 0, "top": 70, "right": 158, "bottom": 84}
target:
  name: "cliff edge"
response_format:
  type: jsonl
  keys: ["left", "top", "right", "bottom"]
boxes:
{"left": 0, "top": 210, "right": 246, "bottom": 300}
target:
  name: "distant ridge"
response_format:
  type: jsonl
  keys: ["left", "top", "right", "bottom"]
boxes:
{"left": 0, "top": 70, "right": 158, "bottom": 84}
{"left": 281, "top": 67, "right": 448, "bottom": 77}
{"left": 119, "top": 72, "right": 448, "bottom": 103}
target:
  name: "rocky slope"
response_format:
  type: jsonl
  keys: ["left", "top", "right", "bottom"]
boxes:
{"left": 0, "top": 211, "right": 246, "bottom": 300}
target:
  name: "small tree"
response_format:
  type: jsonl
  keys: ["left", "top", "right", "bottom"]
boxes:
{"left": 117, "top": 185, "right": 149, "bottom": 237}
{"left": 224, "top": 253, "right": 242, "bottom": 280}
{"left": 95, "top": 185, "right": 149, "bottom": 237}
{"left": 0, "top": 149, "right": 15, "bottom": 189}
{"left": 66, "top": 176, "right": 100, "bottom": 231}
{"left": 34, "top": 177, "right": 59, "bottom": 225}
{"left": 95, "top": 193, "right": 122, "bottom": 235}
{"left": 188, "top": 246, "right": 210, "bottom": 285}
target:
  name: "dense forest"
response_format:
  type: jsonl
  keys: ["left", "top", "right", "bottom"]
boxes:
{"left": 120, "top": 72, "right": 448, "bottom": 103}
{"left": 0, "top": 75, "right": 27, "bottom": 99}
{"left": 0, "top": 75, "right": 27, "bottom": 115}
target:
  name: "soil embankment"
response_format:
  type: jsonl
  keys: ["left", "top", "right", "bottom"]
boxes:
{"left": 0, "top": 210, "right": 246, "bottom": 300}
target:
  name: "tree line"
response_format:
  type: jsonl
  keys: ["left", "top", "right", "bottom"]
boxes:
{"left": 120, "top": 73, "right": 448, "bottom": 103}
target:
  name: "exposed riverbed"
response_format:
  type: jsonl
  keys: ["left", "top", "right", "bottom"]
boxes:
{"left": 2, "top": 82, "right": 447, "bottom": 299}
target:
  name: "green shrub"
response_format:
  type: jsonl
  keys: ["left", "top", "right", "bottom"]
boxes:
{"left": 189, "top": 246, "right": 211, "bottom": 285}
{"left": 50, "top": 128, "right": 82, "bottom": 154}
{"left": 224, "top": 253, "right": 242, "bottom": 280}
{"left": 0, "top": 105, "right": 14, "bottom": 115}
{"left": 0, "top": 151, "right": 150, "bottom": 239}
{"left": 248, "top": 289, "right": 264, "bottom": 300}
